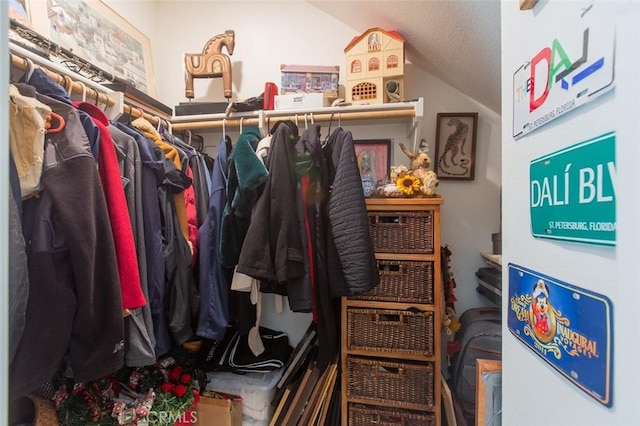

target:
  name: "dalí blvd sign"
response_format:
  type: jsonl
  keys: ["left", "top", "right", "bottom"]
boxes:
{"left": 530, "top": 131, "right": 616, "bottom": 246}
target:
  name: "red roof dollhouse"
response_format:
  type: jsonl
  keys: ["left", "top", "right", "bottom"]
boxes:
{"left": 344, "top": 28, "right": 405, "bottom": 105}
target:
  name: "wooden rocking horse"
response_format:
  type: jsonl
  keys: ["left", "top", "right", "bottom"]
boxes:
{"left": 184, "top": 29, "right": 235, "bottom": 100}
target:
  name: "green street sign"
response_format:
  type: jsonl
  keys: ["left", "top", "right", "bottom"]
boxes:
{"left": 530, "top": 131, "right": 616, "bottom": 246}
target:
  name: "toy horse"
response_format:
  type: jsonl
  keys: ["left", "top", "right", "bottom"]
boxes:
{"left": 184, "top": 30, "right": 235, "bottom": 99}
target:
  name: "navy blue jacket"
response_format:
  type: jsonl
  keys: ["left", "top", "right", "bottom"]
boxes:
{"left": 197, "top": 139, "right": 232, "bottom": 340}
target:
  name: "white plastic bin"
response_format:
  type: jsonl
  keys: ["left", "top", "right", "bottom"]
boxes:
{"left": 206, "top": 369, "right": 283, "bottom": 424}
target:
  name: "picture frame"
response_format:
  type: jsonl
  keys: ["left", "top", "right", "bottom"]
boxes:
{"left": 476, "top": 359, "right": 502, "bottom": 426}
{"left": 354, "top": 139, "right": 392, "bottom": 185}
{"left": 9, "top": 0, "right": 31, "bottom": 25}
{"left": 434, "top": 112, "right": 478, "bottom": 180}
{"left": 28, "top": 0, "right": 157, "bottom": 96}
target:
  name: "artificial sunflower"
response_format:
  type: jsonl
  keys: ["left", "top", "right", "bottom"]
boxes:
{"left": 396, "top": 173, "right": 421, "bottom": 196}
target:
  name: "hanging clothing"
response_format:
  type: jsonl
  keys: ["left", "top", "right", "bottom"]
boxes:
{"left": 75, "top": 101, "right": 146, "bottom": 310}
{"left": 109, "top": 124, "right": 156, "bottom": 366}
{"left": 299, "top": 124, "right": 340, "bottom": 371}
{"left": 8, "top": 154, "right": 28, "bottom": 365}
{"left": 10, "top": 86, "right": 124, "bottom": 399}
{"left": 323, "top": 127, "right": 380, "bottom": 296}
{"left": 197, "top": 138, "right": 232, "bottom": 340}
{"left": 191, "top": 151, "right": 211, "bottom": 226}
{"left": 157, "top": 148, "right": 197, "bottom": 347}
{"left": 220, "top": 126, "right": 268, "bottom": 355}
{"left": 219, "top": 126, "right": 267, "bottom": 269}
{"left": 132, "top": 117, "right": 191, "bottom": 248}
{"left": 8, "top": 84, "right": 50, "bottom": 198}
{"left": 23, "top": 69, "right": 100, "bottom": 160}
{"left": 236, "top": 121, "right": 312, "bottom": 312}
{"left": 112, "top": 122, "right": 169, "bottom": 357}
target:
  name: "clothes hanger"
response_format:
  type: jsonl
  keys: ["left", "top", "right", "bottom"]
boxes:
{"left": 155, "top": 115, "right": 164, "bottom": 134}
{"left": 76, "top": 81, "right": 87, "bottom": 102}
{"left": 63, "top": 75, "right": 75, "bottom": 97}
{"left": 45, "top": 112, "right": 66, "bottom": 134}
{"left": 324, "top": 112, "right": 335, "bottom": 144}
{"left": 239, "top": 117, "right": 244, "bottom": 134}
{"left": 125, "top": 105, "right": 134, "bottom": 125}
{"left": 92, "top": 88, "right": 100, "bottom": 105}
{"left": 222, "top": 118, "right": 227, "bottom": 141}
{"left": 22, "top": 57, "right": 35, "bottom": 83}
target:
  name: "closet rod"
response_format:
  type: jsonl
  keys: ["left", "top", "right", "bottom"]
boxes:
{"left": 170, "top": 108, "right": 415, "bottom": 132}
{"left": 10, "top": 45, "right": 169, "bottom": 130}
{"left": 172, "top": 116, "right": 261, "bottom": 131}
{"left": 10, "top": 50, "right": 115, "bottom": 108}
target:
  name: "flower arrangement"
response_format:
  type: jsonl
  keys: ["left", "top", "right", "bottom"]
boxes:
{"left": 53, "top": 357, "right": 201, "bottom": 426}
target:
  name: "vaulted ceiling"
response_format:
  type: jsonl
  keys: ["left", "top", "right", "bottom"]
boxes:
{"left": 308, "top": 0, "right": 502, "bottom": 113}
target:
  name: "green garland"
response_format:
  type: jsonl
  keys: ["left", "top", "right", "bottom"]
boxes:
{"left": 54, "top": 357, "right": 200, "bottom": 426}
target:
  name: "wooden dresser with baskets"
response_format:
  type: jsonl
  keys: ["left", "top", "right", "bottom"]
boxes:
{"left": 341, "top": 197, "right": 443, "bottom": 426}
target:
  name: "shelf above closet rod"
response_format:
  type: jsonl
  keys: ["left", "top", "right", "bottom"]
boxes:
{"left": 10, "top": 43, "right": 169, "bottom": 129}
{"left": 171, "top": 98, "right": 423, "bottom": 132}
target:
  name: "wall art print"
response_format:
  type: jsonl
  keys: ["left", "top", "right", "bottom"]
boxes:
{"left": 434, "top": 112, "right": 478, "bottom": 180}
{"left": 29, "top": 0, "right": 156, "bottom": 96}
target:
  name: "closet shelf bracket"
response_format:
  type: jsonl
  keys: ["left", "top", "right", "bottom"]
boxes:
{"left": 105, "top": 92, "right": 124, "bottom": 122}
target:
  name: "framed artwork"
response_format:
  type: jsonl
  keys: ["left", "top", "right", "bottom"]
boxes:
{"left": 476, "top": 359, "right": 502, "bottom": 426}
{"left": 29, "top": 0, "right": 156, "bottom": 96}
{"left": 9, "top": 0, "right": 31, "bottom": 24}
{"left": 354, "top": 139, "right": 392, "bottom": 184}
{"left": 434, "top": 112, "right": 478, "bottom": 180}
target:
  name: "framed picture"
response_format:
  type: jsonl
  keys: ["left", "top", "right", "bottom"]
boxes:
{"left": 354, "top": 139, "right": 392, "bottom": 184}
{"left": 476, "top": 359, "right": 502, "bottom": 426}
{"left": 9, "top": 0, "right": 31, "bottom": 24}
{"left": 29, "top": 0, "right": 156, "bottom": 96}
{"left": 434, "top": 112, "right": 478, "bottom": 180}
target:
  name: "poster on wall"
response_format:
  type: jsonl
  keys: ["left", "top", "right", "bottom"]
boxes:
{"left": 508, "top": 263, "right": 613, "bottom": 407}
{"left": 512, "top": 3, "right": 615, "bottom": 139}
{"left": 28, "top": 0, "right": 157, "bottom": 96}
{"left": 530, "top": 131, "right": 616, "bottom": 246}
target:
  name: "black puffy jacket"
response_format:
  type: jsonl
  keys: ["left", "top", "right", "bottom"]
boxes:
{"left": 323, "top": 127, "right": 380, "bottom": 296}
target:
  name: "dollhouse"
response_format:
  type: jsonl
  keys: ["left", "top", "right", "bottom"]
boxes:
{"left": 344, "top": 27, "right": 405, "bottom": 105}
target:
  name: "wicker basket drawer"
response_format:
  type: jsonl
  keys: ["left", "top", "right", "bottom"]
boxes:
{"left": 347, "top": 308, "right": 434, "bottom": 356}
{"left": 368, "top": 211, "right": 434, "bottom": 254}
{"left": 348, "top": 403, "right": 436, "bottom": 426}
{"left": 351, "top": 260, "right": 434, "bottom": 304}
{"left": 346, "top": 356, "right": 435, "bottom": 411}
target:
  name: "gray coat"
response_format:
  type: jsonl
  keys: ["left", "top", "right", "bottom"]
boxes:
{"left": 110, "top": 125, "right": 156, "bottom": 366}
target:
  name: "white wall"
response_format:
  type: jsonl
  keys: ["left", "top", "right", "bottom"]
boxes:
{"left": 103, "top": 1, "right": 502, "bottom": 343}
{"left": 501, "top": 0, "right": 640, "bottom": 424}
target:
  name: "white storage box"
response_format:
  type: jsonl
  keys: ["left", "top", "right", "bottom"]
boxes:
{"left": 206, "top": 369, "right": 283, "bottom": 424}
{"left": 274, "top": 93, "right": 331, "bottom": 110}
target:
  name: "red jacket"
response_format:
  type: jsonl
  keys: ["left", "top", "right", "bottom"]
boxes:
{"left": 74, "top": 102, "right": 146, "bottom": 310}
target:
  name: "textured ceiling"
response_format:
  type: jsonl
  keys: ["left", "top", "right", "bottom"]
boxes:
{"left": 308, "top": 0, "right": 502, "bottom": 113}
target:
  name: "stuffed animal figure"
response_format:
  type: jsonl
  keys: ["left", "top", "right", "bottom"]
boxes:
{"left": 399, "top": 140, "right": 439, "bottom": 196}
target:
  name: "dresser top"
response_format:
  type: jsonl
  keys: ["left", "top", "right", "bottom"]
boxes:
{"left": 366, "top": 197, "right": 444, "bottom": 208}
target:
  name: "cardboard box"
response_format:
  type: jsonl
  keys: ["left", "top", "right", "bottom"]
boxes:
{"left": 274, "top": 93, "right": 332, "bottom": 110}
{"left": 195, "top": 393, "right": 242, "bottom": 426}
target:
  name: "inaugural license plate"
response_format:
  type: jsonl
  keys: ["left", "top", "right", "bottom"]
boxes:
{"left": 507, "top": 263, "right": 613, "bottom": 406}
